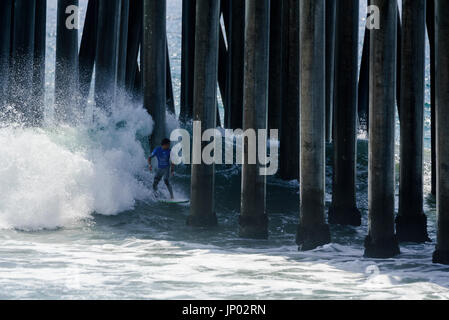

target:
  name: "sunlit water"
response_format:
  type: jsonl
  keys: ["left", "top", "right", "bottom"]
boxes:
{"left": 1, "top": 0, "right": 448, "bottom": 300}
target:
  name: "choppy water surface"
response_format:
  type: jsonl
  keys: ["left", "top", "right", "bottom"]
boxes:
{"left": 0, "top": 0, "right": 448, "bottom": 300}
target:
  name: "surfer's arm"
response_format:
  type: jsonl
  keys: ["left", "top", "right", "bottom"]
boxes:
{"left": 149, "top": 148, "right": 158, "bottom": 159}
{"left": 148, "top": 151, "right": 156, "bottom": 171}
{"left": 148, "top": 148, "right": 158, "bottom": 164}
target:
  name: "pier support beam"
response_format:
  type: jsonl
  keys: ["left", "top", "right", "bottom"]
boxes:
{"left": 166, "top": 45, "right": 176, "bottom": 115}
{"left": 143, "top": 0, "right": 166, "bottom": 149}
{"left": 125, "top": 0, "right": 142, "bottom": 98}
{"left": 364, "top": 0, "right": 400, "bottom": 258}
{"left": 95, "top": 0, "right": 121, "bottom": 111}
{"left": 221, "top": 0, "right": 230, "bottom": 128}
{"left": 227, "top": 0, "right": 245, "bottom": 130}
{"left": 426, "top": 0, "right": 437, "bottom": 196}
{"left": 268, "top": 0, "right": 283, "bottom": 132}
{"left": 32, "top": 0, "right": 47, "bottom": 126}
{"left": 180, "top": 0, "right": 196, "bottom": 121}
{"left": 10, "top": 0, "right": 36, "bottom": 123}
{"left": 143, "top": 0, "right": 167, "bottom": 150}
{"left": 55, "top": 0, "right": 79, "bottom": 123}
{"left": 325, "top": 0, "right": 336, "bottom": 143}
{"left": 279, "top": 0, "right": 300, "bottom": 181}
{"left": 329, "top": 0, "right": 361, "bottom": 227}
{"left": 187, "top": 0, "right": 220, "bottom": 227}
{"left": 79, "top": 0, "right": 98, "bottom": 107}
{"left": 433, "top": 0, "right": 449, "bottom": 265}
{"left": 358, "top": 19, "right": 370, "bottom": 131}
{"left": 396, "top": 0, "right": 429, "bottom": 243}
{"left": 218, "top": 24, "right": 229, "bottom": 125}
{"left": 396, "top": 9, "right": 402, "bottom": 120}
{"left": 297, "top": 0, "right": 331, "bottom": 251}
{"left": 239, "top": 0, "right": 270, "bottom": 239}
{"left": 117, "top": 0, "right": 129, "bottom": 103}
{"left": 0, "top": 0, "right": 13, "bottom": 109}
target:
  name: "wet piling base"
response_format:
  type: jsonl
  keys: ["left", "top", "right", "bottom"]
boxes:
{"left": 433, "top": 248, "right": 449, "bottom": 265}
{"left": 328, "top": 206, "right": 361, "bottom": 227}
{"left": 239, "top": 215, "right": 268, "bottom": 240}
{"left": 395, "top": 214, "right": 430, "bottom": 243}
{"left": 364, "top": 235, "right": 400, "bottom": 259}
{"left": 296, "top": 224, "right": 331, "bottom": 252}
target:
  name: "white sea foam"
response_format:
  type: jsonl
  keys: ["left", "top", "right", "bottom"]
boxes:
{"left": 1, "top": 238, "right": 448, "bottom": 299}
{"left": 0, "top": 102, "right": 154, "bottom": 230}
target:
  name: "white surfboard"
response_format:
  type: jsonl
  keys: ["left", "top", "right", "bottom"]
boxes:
{"left": 159, "top": 199, "right": 190, "bottom": 204}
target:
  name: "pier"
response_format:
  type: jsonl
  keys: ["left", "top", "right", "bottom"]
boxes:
{"left": 0, "top": 0, "right": 448, "bottom": 265}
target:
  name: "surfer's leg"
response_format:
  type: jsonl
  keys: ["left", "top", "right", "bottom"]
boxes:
{"left": 153, "top": 169, "right": 163, "bottom": 191}
{"left": 164, "top": 181, "right": 174, "bottom": 199}
{"left": 163, "top": 168, "right": 174, "bottom": 199}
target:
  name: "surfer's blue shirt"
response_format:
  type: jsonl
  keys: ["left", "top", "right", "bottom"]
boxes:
{"left": 150, "top": 146, "right": 171, "bottom": 169}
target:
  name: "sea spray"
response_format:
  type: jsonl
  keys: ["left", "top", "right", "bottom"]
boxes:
{"left": 0, "top": 101, "right": 157, "bottom": 231}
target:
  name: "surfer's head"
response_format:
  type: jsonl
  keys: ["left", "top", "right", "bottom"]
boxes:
{"left": 161, "top": 138, "right": 171, "bottom": 150}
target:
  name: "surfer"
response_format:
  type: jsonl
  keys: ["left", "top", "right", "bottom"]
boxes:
{"left": 148, "top": 138, "right": 175, "bottom": 200}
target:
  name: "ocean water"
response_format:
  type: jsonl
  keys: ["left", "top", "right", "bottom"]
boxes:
{"left": 1, "top": 0, "right": 448, "bottom": 300}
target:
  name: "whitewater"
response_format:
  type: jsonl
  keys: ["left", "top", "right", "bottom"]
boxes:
{"left": 1, "top": 0, "right": 449, "bottom": 299}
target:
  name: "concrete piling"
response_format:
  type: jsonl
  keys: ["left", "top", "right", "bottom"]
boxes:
{"left": 218, "top": 24, "right": 229, "bottom": 123}
{"left": 10, "top": 0, "right": 36, "bottom": 123}
{"left": 329, "top": 0, "right": 361, "bottom": 227}
{"left": 143, "top": 0, "right": 167, "bottom": 150}
{"left": 396, "top": 8, "right": 402, "bottom": 120}
{"left": 268, "top": 0, "right": 283, "bottom": 132}
{"left": 180, "top": 0, "right": 196, "bottom": 122}
{"left": 94, "top": 0, "right": 121, "bottom": 111}
{"left": 297, "top": 0, "right": 331, "bottom": 251}
{"left": 396, "top": 0, "right": 430, "bottom": 243}
{"left": 55, "top": 0, "right": 79, "bottom": 123}
{"left": 0, "top": 0, "right": 13, "bottom": 109}
{"left": 117, "top": 0, "right": 130, "bottom": 100}
{"left": 358, "top": 19, "right": 370, "bottom": 131}
{"left": 279, "top": 0, "right": 300, "bottom": 181}
{"left": 325, "top": 0, "right": 336, "bottom": 144}
{"left": 219, "top": 1, "right": 230, "bottom": 124}
{"left": 426, "top": 0, "right": 437, "bottom": 196}
{"left": 239, "top": 0, "right": 270, "bottom": 239}
{"left": 32, "top": 0, "right": 47, "bottom": 125}
{"left": 125, "top": 0, "right": 142, "bottom": 98}
{"left": 364, "top": 0, "right": 400, "bottom": 259}
{"left": 227, "top": 0, "right": 245, "bottom": 130}
{"left": 187, "top": 0, "right": 221, "bottom": 227}
{"left": 166, "top": 44, "right": 176, "bottom": 115}
{"left": 79, "top": 0, "right": 98, "bottom": 107}
{"left": 433, "top": 0, "right": 449, "bottom": 265}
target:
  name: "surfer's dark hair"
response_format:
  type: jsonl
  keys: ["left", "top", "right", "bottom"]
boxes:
{"left": 161, "top": 138, "right": 171, "bottom": 146}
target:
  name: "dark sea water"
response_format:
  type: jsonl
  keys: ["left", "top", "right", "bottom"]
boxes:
{"left": 1, "top": 0, "right": 448, "bottom": 300}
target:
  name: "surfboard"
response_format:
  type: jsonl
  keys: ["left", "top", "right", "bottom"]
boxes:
{"left": 159, "top": 199, "right": 190, "bottom": 204}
